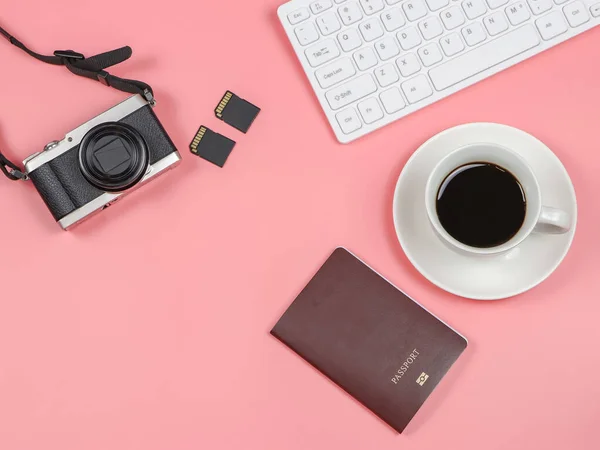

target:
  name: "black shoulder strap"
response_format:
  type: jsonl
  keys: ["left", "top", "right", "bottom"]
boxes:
{"left": 0, "top": 25, "right": 154, "bottom": 181}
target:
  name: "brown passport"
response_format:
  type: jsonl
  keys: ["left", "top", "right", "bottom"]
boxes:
{"left": 271, "top": 248, "right": 468, "bottom": 433}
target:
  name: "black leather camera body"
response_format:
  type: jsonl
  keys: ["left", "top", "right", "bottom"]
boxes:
{"left": 24, "top": 95, "right": 181, "bottom": 229}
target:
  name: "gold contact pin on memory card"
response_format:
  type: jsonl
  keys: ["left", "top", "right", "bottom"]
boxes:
{"left": 215, "top": 92, "right": 233, "bottom": 118}
{"left": 190, "top": 126, "right": 208, "bottom": 153}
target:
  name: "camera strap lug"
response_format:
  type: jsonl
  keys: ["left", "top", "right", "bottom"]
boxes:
{"left": 10, "top": 168, "right": 28, "bottom": 181}
{"left": 143, "top": 89, "right": 156, "bottom": 106}
{"left": 0, "top": 151, "right": 28, "bottom": 181}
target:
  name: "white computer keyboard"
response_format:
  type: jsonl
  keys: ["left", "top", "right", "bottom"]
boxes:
{"left": 278, "top": 0, "right": 599, "bottom": 143}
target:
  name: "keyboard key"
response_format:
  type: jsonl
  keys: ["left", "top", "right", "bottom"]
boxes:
{"left": 380, "top": 87, "right": 406, "bottom": 113}
{"left": 295, "top": 23, "right": 320, "bottom": 45}
{"left": 381, "top": 8, "right": 406, "bottom": 31}
{"left": 358, "top": 97, "right": 384, "bottom": 123}
{"left": 554, "top": 0, "right": 569, "bottom": 4}
{"left": 375, "top": 36, "right": 400, "bottom": 59}
{"left": 462, "top": 0, "right": 488, "bottom": 19}
{"left": 360, "top": 18, "right": 385, "bottom": 41}
{"left": 462, "top": 22, "right": 487, "bottom": 45}
{"left": 374, "top": 63, "right": 400, "bottom": 86}
{"left": 483, "top": 11, "right": 509, "bottom": 35}
{"left": 315, "top": 57, "right": 357, "bottom": 88}
{"left": 397, "top": 27, "right": 422, "bottom": 49}
{"left": 336, "top": 107, "right": 363, "bottom": 133}
{"left": 360, "top": 0, "right": 386, "bottom": 14}
{"left": 396, "top": 53, "right": 422, "bottom": 76}
{"left": 442, "top": 6, "right": 467, "bottom": 29}
{"left": 335, "top": 0, "right": 348, "bottom": 3}
{"left": 305, "top": 39, "right": 341, "bottom": 66}
{"left": 506, "top": 2, "right": 531, "bottom": 25}
{"left": 311, "top": 0, "right": 333, "bottom": 13}
{"left": 354, "top": 47, "right": 379, "bottom": 69}
{"left": 563, "top": 1, "right": 590, "bottom": 27}
{"left": 386, "top": 0, "right": 401, "bottom": 3}
{"left": 338, "top": 28, "right": 363, "bottom": 51}
{"left": 429, "top": 25, "right": 540, "bottom": 90}
{"left": 426, "top": 0, "right": 450, "bottom": 11}
{"left": 592, "top": 4, "right": 600, "bottom": 17}
{"left": 317, "top": 12, "right": 342, "bottom": 34}
{"left": 401, "top": 75, "right": 433, "bottom": 103}
{"left": 535, "top": 11, "right": 568, "bottom": 39}
{"left": 528, "top": 0, "right": 553, "bottom": 14}
{"left": 419, "top": 16, "right": 444, "bottom": 39}
{"left": 440, "top": 33, "right": 465, "bottom": 56}
{"left": 486, "top": 0, "right": 509, "bottom": 8}
{"left": 288, "top": 8, "right": 310, "bottom": 24}
{"left": 326, "top": 74, "right": 378, "bottom": 109}
{"left": 403, "top": 0, "right": 429, "bottom": 21}
{"left": 339, "top": 2, "right": 364, "bottom": 24}
{"left": 418, "top": 43, "right": 443, "bottom": 66}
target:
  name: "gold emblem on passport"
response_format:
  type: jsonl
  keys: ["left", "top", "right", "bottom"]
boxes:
{"left": 416, "top": 372, "right": 429, "bottom": 386}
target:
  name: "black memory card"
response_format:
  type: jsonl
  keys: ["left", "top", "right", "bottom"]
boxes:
{"left": 189, "top": 126, "right": 236, "bottom": 168}
{"left": 215, "top": 91, "right": 260, "bottom": 133}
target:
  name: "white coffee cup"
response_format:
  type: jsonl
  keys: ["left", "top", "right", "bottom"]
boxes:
{"left": 425, "top": 143, "right": 571, "bottom": 256}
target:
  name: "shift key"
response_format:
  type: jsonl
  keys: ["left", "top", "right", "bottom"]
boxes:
{"left": 326, "top": 74, "right": 377, "bottom": 110}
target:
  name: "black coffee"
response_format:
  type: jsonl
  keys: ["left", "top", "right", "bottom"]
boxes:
{"left": 436, "top": 162, "right": 526, "bottom": 248}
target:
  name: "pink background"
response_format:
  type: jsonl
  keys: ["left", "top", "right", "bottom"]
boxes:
{"left": 1, "top": 1, "right": 599, "bottom": 449}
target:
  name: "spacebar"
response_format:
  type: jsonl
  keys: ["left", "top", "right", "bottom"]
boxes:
{"left": 429, "top": 25, "right": 540, "bottom": 91}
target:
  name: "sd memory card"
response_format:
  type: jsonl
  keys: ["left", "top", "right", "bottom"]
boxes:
{"left": 215, "top": 91, "right": 260, "bottom": 133}
{"left": 189, "top": 126, "right": 236, "bottom": 168}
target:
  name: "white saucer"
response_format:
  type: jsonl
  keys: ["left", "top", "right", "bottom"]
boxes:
{"left": 393, "top": 123, "right": 577, "bottom": 300}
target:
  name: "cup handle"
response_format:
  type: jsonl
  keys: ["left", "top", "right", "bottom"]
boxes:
{"left": 534, "top": 206, "right": 571, "bottom": 234}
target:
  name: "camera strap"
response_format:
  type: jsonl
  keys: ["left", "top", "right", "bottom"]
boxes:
{"left": 0, "top": 25, "right": 155, "bottom": 181}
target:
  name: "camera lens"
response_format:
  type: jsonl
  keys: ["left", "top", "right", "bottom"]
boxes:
{"left": 79, "top": 122, "right": 149, "bottom": 192}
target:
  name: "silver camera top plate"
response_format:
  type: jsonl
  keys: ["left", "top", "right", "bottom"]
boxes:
{"left": 24, "top": 94, "right": 149, "bottom": 174}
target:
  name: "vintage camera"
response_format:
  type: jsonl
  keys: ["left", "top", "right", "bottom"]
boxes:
{"left": 23, "top": 95, "right": 181, "bottom": 229}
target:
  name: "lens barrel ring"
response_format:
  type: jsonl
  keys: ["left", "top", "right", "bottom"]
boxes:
{"left": 79, "top": 122, "right": 149, "bottom": 192}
